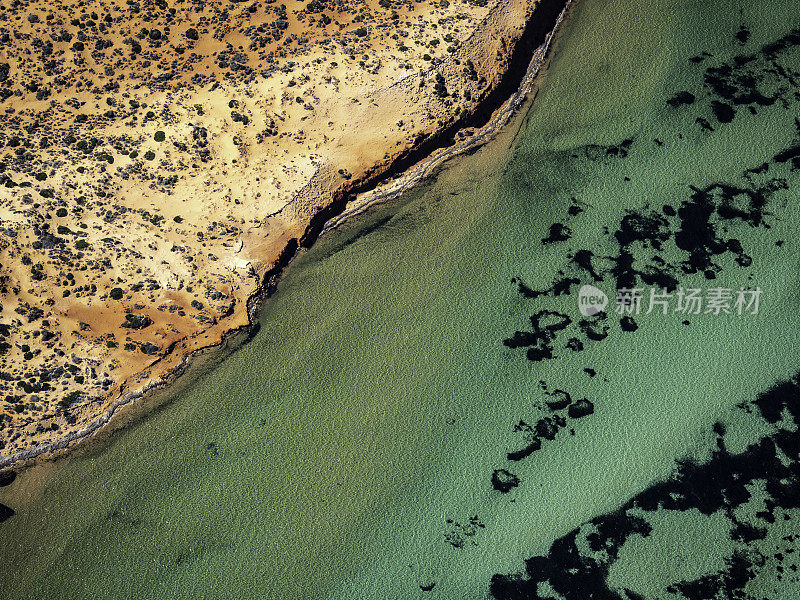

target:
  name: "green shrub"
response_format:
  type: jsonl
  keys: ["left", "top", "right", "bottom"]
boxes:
{"left": 109, "top": 287, "right": 124, "bottom": 300}
{"left": 154, "top": 131, "right": 165, "bottom": 142}
{"left": 58, "top": 391, "right": 81, "bottom": 409}
{"left": 434, "top": 73, "right": 448, "bottom": 98}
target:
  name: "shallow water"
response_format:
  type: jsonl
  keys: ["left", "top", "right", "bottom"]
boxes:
{"left": 2, "top": 0, "right": 800, "bottom": 598}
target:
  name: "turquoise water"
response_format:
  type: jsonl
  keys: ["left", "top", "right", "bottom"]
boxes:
{"left": 2, "top": 0, "right": 800, "bottom": 598}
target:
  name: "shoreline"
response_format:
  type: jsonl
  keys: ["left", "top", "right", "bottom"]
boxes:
{"left": 323, "top": 0, "right": 570, "bottom": 234}
{"left": 0, "top": 0, "right": 574, "bottom": 473}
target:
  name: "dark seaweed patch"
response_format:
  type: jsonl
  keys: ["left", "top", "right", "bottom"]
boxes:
{"left": 566, "top": 398, "right": 594, "bottom": 418}
{"left": 507, "top": 438, "right": 542, "bottom": 462}
{"left": 544, "top": 389, "right": 572, "bottom": 410}
{"left": 695, "top": 116, "right": 714, "bottom": 132}
{"left": 774, "top": 143, "right": 800, "bottom": 171}
{"left": 490, "top": 373, "right": 800, "bottom": 599}
{"left": 507, "top": 420, "right": 543, "bottom": 461}
{"left": 506, "top": 141, "right": 786, "bottom": 366}
{"left": 419, "top": 582, "right": 436, "bottom": 591}
{"left": 445, "top": 515, "right": 485, "bottom": 549}
{"left": 503, "top": 310, "right": 574, "bottom": 363}
{"left": 689, "top": 52, "right": 713, "bottom": 64}
{"left": 542, "top": 223, "right": 571, "bottom": 244}
{"left": 0, "top": 470, "right": 16, "bottom": 487}
{"left": 492, "top": 469, "right": 521, "bottom": 493}
{"left": 0, "top": 502, "right": 15, "bottom": 523}
{"left": 710, "top": 100, "right": 736, "bottom": 123}
{"left": 736, "top": 26, "right": 751, "bottom": 45}
{"left": 667, "top": 91, "right": 696, "bottom": 107}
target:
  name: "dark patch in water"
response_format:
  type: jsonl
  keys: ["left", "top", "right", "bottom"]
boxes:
{"left": 542, "top": 223, "right": 572, "bottom": 244}
{"left": 711, "top": 100, "right": 736, "bottom": 123}
{"left": 0, "top": 470, "right": 16, "bottom": 487}
{"left": 544, "top": 389, "right": 572, "bottom": 410}
{"left": 735, "top": 25, "right": 751, "bottom": 45}
{"left": 492, "top": 469, "right": 521, "bottom": 493}
{"left": 445, "top": 515, "right": 485, "bottom": 549}
{"left": 619, "top": 315, "right": 638, "bottom": 332}
{"left": 667, "top": 91, "right": 696, "bottom": 107}
{"left": 490, "top": 373, "right": 800, "bottom": 600}
{"left": 0, "top": 502, "right": 15, "bottom": 523}
{"left": 419, "top": 582, "right": 436, "bottom": 592}
{"left": 567, "top": 398, "right": 594, "bottom": 419}
{"left": 689, "top": 52, "right": 713, "bottom": 64}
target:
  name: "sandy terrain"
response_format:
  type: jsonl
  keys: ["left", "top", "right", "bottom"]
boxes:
{"left": 0, "top": 0, "right": 564, "bottom": 460}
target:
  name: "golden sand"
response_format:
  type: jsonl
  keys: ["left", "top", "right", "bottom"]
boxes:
{"left": 0, "top": 0, "right": 553, "bottom": 459}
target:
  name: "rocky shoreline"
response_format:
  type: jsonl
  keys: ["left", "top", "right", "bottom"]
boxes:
{"left": 0, "top": 0, "right": 574, "bottom": 472}
{"left": 324, "top": 0, "right": 572, "bottom": 233}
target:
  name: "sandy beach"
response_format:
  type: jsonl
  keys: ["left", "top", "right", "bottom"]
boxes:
{"left": 0, "top": 0, "right": 571, "bottom": 466}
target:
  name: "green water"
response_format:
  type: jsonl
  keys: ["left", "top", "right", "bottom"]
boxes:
{"left": 2, "top": 0, "right": 800, "bottom": 598}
